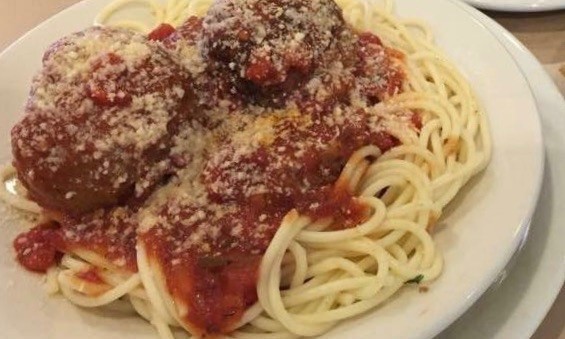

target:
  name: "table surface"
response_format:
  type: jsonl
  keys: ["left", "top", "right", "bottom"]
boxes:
{"left": 0, "top": 1, "right": 563, "bottom": 339}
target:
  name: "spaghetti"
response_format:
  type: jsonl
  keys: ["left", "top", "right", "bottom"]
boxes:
{"left": 2, "top": 0, "right": 491, "bottom": 338}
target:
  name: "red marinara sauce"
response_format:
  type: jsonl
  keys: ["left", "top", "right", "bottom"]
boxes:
{"left": 140, "top": 193, "right": 370, "bottom": 335}
{"left": 13, "top": 222, "right": 63, "bottom": 272}
{"left": 11, "top": 3, "right": 418, "bottom": 337}
{"left": 138, "top": 22, "right": 414, "bottom": 334}
{"left": 76, "top": 269, "right": 105, "bottom": 284}
{"left": 14, "top": 208, "right": 138, "bottom": 274}
{"left": 148, "top": 23, "right": 177, "bottom": 41}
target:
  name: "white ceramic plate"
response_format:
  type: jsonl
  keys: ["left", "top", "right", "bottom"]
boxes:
{"left": 0, "top": 0, "right": 544, "bottom": 338}
{"left": 461, "top": 0, "right": 565, "bottom": 12}
{"left": 439, "top": 3, "right": 565, "bottom": 338}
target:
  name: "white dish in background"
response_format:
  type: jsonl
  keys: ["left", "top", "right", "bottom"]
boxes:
{"left": 439, "top": 2, "right": 565, "bottom": 338}
{"left": 0, "top": 0, "right": 544, "bottom": 339}
{"left": 461, "top": 0, "right": 565, "bottom": 12}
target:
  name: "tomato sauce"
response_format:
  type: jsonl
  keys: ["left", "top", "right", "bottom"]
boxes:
{"left": 140, "top": 37, "right": 411, "bottom": 332}
{"left": 148, "top": 23, "right": 177, "bottom": 41}
{"left": 15, "top": 208, "right": 138, "bottom": 273}
{"left": 76, "top": 268, "right": 105, "bottom": 284}
{"left": 12, "top": 4, "right": 417, "bottom": 337}
{"left": 13, "top": 222, "right": 64, "bottom": 273}
{"left": 143, "top": 231, "right": 261, "bottom": 334}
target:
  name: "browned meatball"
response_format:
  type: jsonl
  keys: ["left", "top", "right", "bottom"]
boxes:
{"left": 11, "top": 27, "right": 194, "bottom": 215}
{"left": 201, "top": 0, "right": 353, "bottom": 106}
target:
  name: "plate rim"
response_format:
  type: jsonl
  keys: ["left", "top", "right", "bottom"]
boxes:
{"left": 440, "top": 5, "right": 565, "bottom": 338}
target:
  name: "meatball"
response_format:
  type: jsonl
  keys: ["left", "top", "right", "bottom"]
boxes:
{"left": 11, "top": 27, "right": 195, "bottom": 215}
{"left": 201, "top": 0, "right": 352, "bottom": 106}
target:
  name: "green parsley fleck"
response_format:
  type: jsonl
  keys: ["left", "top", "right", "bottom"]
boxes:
{"left": 405, "top": 274, "right": 424, "bottom": 284}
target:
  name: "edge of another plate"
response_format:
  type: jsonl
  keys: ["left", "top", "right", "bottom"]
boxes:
{"left": 461, "top": 0, "right": 565, "bottom": 12}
